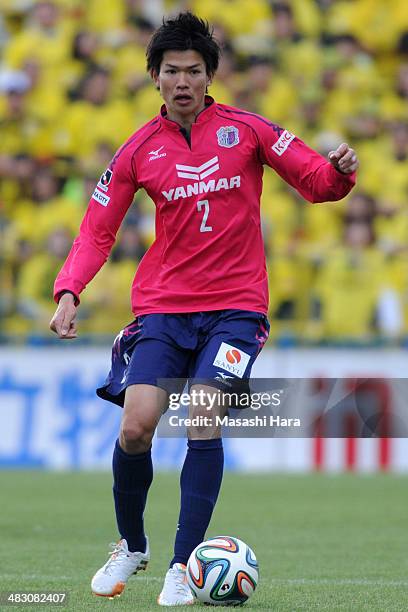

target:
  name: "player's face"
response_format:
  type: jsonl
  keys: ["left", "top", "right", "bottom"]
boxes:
{"left": 153, "top": 50, "right": 211, "bottom": 124}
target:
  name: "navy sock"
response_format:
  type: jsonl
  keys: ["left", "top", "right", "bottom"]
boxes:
{"left": 171, "top": 438, "right": 224, "bottom": 567}
{"left": 112, "top": 439, "right": 153, "bottom": 553}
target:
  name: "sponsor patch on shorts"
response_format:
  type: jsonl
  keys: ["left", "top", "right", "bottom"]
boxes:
{"left": 213, "top": 342, "right": 250, "bottom": 378}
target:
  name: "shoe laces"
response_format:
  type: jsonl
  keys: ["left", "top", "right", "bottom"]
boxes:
{"left": 103, "top": 541, "right": 129, "bottom": 574}
{"left": 169, "top": 566, "right": 188, "bottom": 594}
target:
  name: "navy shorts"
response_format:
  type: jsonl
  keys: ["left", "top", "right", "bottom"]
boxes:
{"left": 96, "top": 309, "right": 270, "bottom": 407}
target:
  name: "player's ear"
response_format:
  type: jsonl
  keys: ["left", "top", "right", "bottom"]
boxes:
{"left": 151, "top": 69, "right": 160, "bottom": 91}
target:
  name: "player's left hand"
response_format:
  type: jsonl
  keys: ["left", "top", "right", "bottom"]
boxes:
{"left": 328, "top": 143, "right": 359, "bottom": 174}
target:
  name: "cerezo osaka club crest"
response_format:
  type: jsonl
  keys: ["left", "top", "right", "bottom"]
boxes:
{"left": 217, "top": 126, "right": 239, "bottom": 148}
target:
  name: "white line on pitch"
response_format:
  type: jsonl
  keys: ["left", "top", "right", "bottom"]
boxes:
{"left": 3, "top": 575, "right": 406, "bottom": 588}
{"left": 266, "top": 578, "right": 408, "bottom": 587}
{"left": 0, "top": 575, "right": 74, "bottom": 581}
{"left": 135, "top": 576, "right": 408, "bottom": 587}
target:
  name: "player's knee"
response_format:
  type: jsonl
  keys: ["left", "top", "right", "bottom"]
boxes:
{"left": 120, "top": 420, "right": 155, "bottom": 453}
{"left": 187, "top": 408, "right": 219, "bottom": 440}
{"left": 189, "top": 403, "right": 224, "bottom": 422}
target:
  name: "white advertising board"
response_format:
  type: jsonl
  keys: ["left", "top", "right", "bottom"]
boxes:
{"left": 0, "top": 347, "right": 407, "bottom": 472}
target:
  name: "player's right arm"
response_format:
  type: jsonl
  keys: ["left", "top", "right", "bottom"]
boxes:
{"left": 50, "top": 145, "right": 138, "bottom": 339}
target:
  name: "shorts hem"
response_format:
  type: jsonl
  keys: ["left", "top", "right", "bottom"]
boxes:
{"left": 133, "top": 306, "right": 267, "bottom": 316}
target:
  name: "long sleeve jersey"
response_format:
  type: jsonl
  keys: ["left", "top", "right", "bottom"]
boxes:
{"left": 54, "top": 97, "right": 356, "bottom": 315}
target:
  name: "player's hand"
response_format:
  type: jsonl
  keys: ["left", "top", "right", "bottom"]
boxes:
{"left": 328, "top": 143, "right": 359, "bottom": 174}
{"left": 49, "top": 293, "right": 78, "bottom": 339}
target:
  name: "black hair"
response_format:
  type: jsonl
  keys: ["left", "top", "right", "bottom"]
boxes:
{"left": 146, "top": 12, "right": 221, "bottom": 77}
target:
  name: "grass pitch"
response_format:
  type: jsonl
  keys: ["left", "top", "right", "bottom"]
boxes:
{"left": 0, "top": 471, "right": 407, "bottom": 611}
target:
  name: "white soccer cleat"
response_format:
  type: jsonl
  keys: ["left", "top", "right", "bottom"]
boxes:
{"left": 157, "top": 563, "right": 195, "bottom": 606}
{"left": 91, "top": 537, "right": 149, "bottom": 598}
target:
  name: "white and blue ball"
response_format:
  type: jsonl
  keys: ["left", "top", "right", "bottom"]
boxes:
{"left": 186, "top": 536, "right": 258, "bottom": 606}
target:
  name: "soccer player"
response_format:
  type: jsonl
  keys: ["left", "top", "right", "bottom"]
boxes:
{"left": 49, "top": 12, "right": 359, "bottom": 606}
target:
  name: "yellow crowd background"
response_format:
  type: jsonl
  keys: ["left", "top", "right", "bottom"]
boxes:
{"left": 1, "top": 0, "right": 408, "bottom": 343}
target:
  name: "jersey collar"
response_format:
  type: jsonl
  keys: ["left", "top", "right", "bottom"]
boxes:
{"left": 159, "top": 95, "right": 216, "bottom": 131}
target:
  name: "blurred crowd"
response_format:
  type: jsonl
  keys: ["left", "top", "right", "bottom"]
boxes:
{"left": 1, "top": 0, "right": 408, "bottom": 343}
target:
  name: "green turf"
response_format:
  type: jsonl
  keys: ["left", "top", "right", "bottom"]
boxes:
{"left": 0, "top": 471, "right": 407, "bottom": 611}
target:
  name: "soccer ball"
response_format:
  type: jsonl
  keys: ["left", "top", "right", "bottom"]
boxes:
{"left": 186, "top": 536, "right": 258, "bottom": 606}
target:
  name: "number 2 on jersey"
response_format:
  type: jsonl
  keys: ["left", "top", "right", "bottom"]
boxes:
{"left": 196, "top": 199, "right": 212, "bottom": 232}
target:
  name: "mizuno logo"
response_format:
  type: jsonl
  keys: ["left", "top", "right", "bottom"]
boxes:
{"left": 149, "top": 145, "right": 166, "bottom": 162}
{"left": 149, "top": 145, "right": 164, "bottom": 156}
{"left": 216, "top": 372, "right": 234, "bottom": 380}
{"left": 176, "top": 156, "right": 219, "bottom": 180}
{"left": 214, "top": 371, "right": 235, "bottom": 387}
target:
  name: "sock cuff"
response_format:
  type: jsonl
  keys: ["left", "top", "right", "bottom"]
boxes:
{"left": 187, "top": 438, "right": 223, "bottom": 450}
{"left": 115, "top": 439, "right": 152, "bottom": 461}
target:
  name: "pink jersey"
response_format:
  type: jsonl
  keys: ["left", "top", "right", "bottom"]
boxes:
{"left": 54, "top": 97, "right": 356, "bottom": 315}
